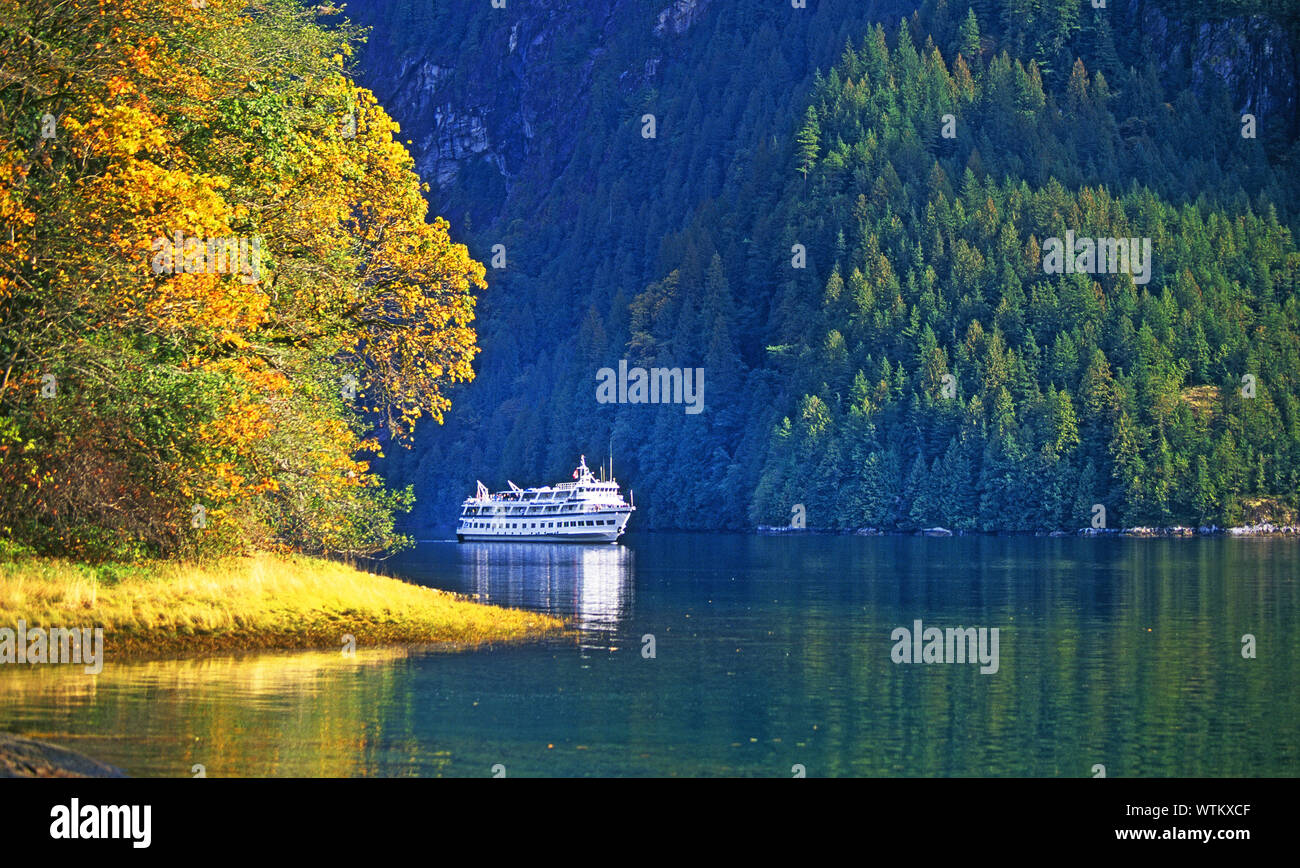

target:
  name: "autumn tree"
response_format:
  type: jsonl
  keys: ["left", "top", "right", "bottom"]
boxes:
{"left": 0, "top": 0, "right": 483, "bottom": 559}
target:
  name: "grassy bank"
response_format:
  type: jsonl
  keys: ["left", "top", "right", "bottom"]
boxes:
{"left": 0, "top": 553, "right": 566, "bottom": 657}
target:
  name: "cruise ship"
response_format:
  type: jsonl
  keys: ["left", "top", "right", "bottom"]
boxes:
{"left": 456, "top": 456, "right": 634, "bottom": 543}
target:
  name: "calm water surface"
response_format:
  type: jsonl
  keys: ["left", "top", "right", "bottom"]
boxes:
{"left": 2, "top": 534, "right": 1296, "bottom": 777}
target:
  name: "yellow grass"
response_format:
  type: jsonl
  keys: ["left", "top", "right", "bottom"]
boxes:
{"left": 0, "top": 553, "right": 567, "bottom": 657}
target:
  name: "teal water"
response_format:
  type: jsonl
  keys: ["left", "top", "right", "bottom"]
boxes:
{"left": 1, "top": 534, "right": 1296, "bottom": 777}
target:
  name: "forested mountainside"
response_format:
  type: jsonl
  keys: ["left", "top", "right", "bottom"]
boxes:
{"left": 346, "top": 0, "right": 1300, "bottom": 533}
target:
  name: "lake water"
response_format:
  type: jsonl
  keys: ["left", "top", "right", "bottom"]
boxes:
{"left": 2, "top": 534, "right": 1296, "bottom": 777}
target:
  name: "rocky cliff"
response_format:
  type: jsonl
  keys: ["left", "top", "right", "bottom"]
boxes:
{"left": 1123, "top": 0, "right": 1298, "bottom": 138}
{"left": 352, "top": 0, "right": 721, "bottom": 229}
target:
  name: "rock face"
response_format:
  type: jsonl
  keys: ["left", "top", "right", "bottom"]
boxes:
{"left": 653, "top": 0, "right": 710, "bottom": 37}
{"left": 350, "top": 0, "right": 730, "bottom": 230}
{"left": 0, "top": 732, "right": 126, "bottom": 778}
{"left": 354, "top": 0, "right": 678, "bottom": 229}
{"left": 1125, "top": 0, "right": 1298, "bottom": 137}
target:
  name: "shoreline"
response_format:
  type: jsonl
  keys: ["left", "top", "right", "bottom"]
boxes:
{"left": 0, "top": 552, "right": 568, "bottom": 660}
{"left": 754, "top": 523, "right": 1300, "bottom": 538}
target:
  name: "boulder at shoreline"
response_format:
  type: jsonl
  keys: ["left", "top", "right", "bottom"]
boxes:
{"left": 0, "top": 732, "right": 126, "bottom": 778}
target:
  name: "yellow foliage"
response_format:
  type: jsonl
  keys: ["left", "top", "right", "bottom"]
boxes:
{"left": 0, "top": 0, "right": 483, "bottom": 558}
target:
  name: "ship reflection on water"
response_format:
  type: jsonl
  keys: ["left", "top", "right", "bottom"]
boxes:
{"left": 453, "top": 542, "right": 634, "bottom": 650}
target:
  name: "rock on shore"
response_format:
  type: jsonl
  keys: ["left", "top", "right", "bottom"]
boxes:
{"left": 0, "top": 732, "right": 126, "bottom": 778}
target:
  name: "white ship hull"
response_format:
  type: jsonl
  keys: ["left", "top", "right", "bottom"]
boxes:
{"left": 456, "top": 456, "right": 634, "bottom": 545}
{"left": 456, "top": 509, "right": 631, "bottom": 544}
